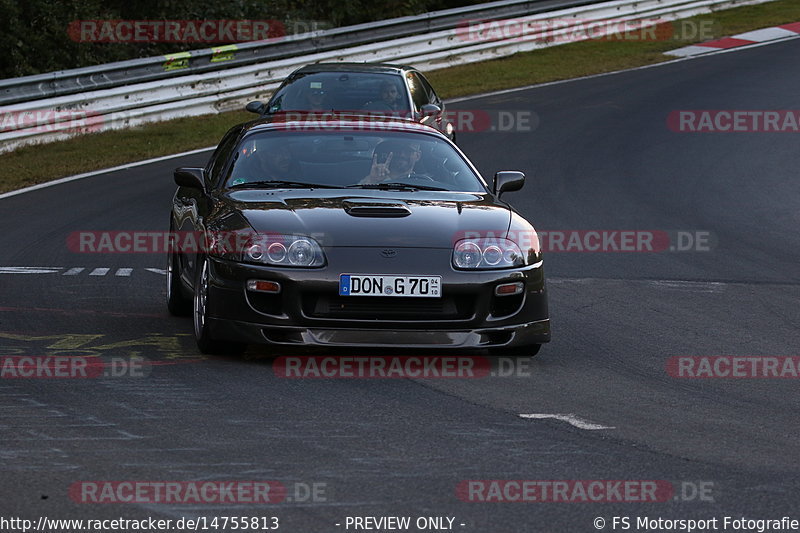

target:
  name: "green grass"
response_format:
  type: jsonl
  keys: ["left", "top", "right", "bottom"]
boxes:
{"left": 0, "top": 110, "right": 252, "bottom": 194}
{"left": 2, "top": 0, "right": 799, "bottom": 195}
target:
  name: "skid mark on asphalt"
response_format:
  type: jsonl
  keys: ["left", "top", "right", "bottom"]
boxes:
{"left": 549, "top": 277, "right": 729, "bottom": 293}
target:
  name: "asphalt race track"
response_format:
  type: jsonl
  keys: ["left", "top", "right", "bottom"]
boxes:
{"left": 1, "top": 39, "right": 799, "bottom": 531}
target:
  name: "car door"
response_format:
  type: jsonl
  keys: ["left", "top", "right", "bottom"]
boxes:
{"left": 174, "top": 127, "right": 240, "bottom": 285}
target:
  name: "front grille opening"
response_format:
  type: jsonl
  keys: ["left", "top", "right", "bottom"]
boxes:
{"left": 490, "top": 293, "right": 524, "bottom": 318}
{"left": 303, "top": 293, "right": 474, "bottom": 320}
{"left": 262, "top": 329, "right": 300, "bottom": 343}
{"left": 246, "top": 292, "right": 283, "bottom": 316}
{"left": 486, "top": 331, "right": 513, "bottom": 345}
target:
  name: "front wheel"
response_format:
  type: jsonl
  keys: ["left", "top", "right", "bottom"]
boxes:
{"left": 193, "top": 256, "right": 246, "bottom": 355}
{"left": 166, "top": 243, "right": 192, "bottom": 316}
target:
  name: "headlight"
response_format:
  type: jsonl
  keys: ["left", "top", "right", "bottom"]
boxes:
{"left": 244, "top": 234, "right": 325, "bottom": 267}
{"left": 453, "top": 238, "right": 524, "bottom": 270}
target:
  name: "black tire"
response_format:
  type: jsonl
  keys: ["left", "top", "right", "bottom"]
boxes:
{"left": 166, "top": 243, "right": 192, "bottom": 316}
{"left": 193, "top": 255, "right": 246, "bottom": 356}
{"left": 489, "top": 343, "right": 542, "bottom": 358}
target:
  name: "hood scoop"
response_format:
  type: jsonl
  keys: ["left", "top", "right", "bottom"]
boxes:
{"left": 343, "top": 198, "right": 411, "bottom": 218}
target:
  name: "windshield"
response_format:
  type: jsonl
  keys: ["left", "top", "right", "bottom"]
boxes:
{"left": 266, "top": 72, "right": 412, "bottom": 116}
{"left": 224, "top": 130, "right": 486, "bottom": 193}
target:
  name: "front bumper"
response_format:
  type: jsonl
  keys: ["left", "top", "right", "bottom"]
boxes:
{"left": 204, "top": 247, "right": 550, "bottom": 349}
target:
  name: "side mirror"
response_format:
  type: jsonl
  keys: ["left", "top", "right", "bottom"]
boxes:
{"left": 420, "top": 103, "right": 441, "bottom": 122}
{"left": 493, "top": 171, "right": 525, "bottom": 196}
{"left": 245, "top": 101, "right": 266, "bottom": 114}
{"left": 174, "top": 168, "right": 206, "bottom": 191}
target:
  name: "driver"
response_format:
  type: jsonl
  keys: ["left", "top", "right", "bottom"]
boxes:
{"left": 360, "top": 140, "right": 422, "bottom": 185}
{"left": 363, "top": 80, "right": 403, "bottom": 113}
{"left": 257, "top": 140, "right": 292, "bottom": 180}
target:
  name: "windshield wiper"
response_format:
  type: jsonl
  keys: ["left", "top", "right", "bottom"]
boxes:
{"left": 229, "top": 180, "right": 338, "bottom": 189}
{"left": 347, "top": 182, "right": 447, "bottom": 191}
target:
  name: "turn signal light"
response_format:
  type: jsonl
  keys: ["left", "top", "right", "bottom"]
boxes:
{"left": 495, "top": 282, "right": 523, "bottom": 296}
{"left": 247, "top": 280, "right": 281, "bottom": 293}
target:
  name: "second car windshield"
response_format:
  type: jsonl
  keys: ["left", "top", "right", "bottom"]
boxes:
{"left": 224, "top": 131, "right": 486, "bottom": 193}
{"left": 266, "top": 72, "right": 412, "bottom": 115}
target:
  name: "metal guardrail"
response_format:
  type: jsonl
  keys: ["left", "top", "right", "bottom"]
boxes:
{"left": 0, "top": 0, "right": 777, "bottom": 153}
{"left": 0, "top": 0, "right": 599, "bottom": 105}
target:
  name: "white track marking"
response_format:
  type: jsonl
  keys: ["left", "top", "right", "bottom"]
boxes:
{"left": 519, "top": 413, "right": 615, "bottom": 430}
{"left": 1, "top": 266, "right": 164, "bottom": 277}
{"left": 664, "top": 45, "right": 717, "bottom": 57}
{"left": 735, "top": 27, "right": 798, "bottom": 42}
{"left": 0, "top": 267, "right": 62, "bottom": 274}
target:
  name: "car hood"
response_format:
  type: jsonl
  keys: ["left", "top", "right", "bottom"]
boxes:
{"left": 220, "top": 189, "right": 511, "bottom": 248}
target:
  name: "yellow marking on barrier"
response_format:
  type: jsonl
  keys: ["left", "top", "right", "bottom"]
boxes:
{"left": 163, "top": 52, "right": 191, "bottom": 71}
{"left": 211, "top": 44, "right": 238, "bottom": 63}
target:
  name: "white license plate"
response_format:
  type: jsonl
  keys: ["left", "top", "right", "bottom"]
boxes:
{"left": 339, "top": 274, "right": 441, "bottom": 298}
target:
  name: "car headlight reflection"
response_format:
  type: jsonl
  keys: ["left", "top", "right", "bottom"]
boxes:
{"left": 453, "top": 238, "right": 524, "bottom": 270}
{"left": 287, "top": 239, "right": 316, "bottom": 266}
{"left": 247, "top": 243, "right": 265, "bottom": 261}
{"left": 267, "top": 242, "right": 287, "bottom": 263}
{"left": 453, "top": 241, "right": 482, "bottom": 268}
{"left": 244, "top": 235, "right": 324, "bottom": 267}
{"left": 482, "top": 245, "right": 503, "bottom": 266}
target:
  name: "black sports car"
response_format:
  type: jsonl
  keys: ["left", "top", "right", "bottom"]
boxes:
{"left": 167, "top": 114, "right": 549, "bottom": 355}
{"left": 245, "top": 62, "right": 457, "bottom": 141}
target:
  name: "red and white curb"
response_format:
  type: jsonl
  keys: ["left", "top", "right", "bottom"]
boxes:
{"left": 666, "top": 22, "right": 800, "bottom": 57}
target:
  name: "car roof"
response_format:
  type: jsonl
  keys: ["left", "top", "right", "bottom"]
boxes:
{"left": 240, "top": 112, "right": 446, "bottom": 138}
{"left": 291, "top": 63, "right": 416, "bottom": 75}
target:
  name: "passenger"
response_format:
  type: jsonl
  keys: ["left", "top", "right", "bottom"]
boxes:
{"left": 301, "top": 82, "right": 328, "bottom": 112}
